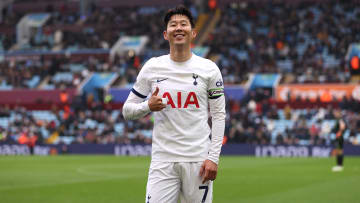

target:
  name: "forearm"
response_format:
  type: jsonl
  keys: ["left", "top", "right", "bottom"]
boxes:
{"left": 208, "top": 114, "right": 225, "bottom": 164}
{"left": 207, "top": 97, "right": 226, "bottom": 164}
{"left": 122, "top": 92, "right": 151, "bottom": 120}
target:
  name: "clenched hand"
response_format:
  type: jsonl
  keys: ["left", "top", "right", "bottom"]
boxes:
{"left": 148, "top": 87, "right": 166, "bottom": 111}
{"left": 199, "top": 159, "right": 218, "bottom": 184}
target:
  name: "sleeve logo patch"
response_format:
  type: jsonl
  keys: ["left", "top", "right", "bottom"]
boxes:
{"left": 216, "top": 80, "right": 223, "bottom": 87}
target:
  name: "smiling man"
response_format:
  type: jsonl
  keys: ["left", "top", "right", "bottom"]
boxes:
{"left": 122, "top": 5, "right": 226, "bottom": 203}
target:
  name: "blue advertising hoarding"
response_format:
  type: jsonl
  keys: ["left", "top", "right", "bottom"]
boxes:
{"left": 1, "top": 144, "right": 360, "bottom": 157}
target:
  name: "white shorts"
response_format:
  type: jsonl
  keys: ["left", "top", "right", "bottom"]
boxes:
{"left": 145, "top": 161, "right": 213, "bottom": 203}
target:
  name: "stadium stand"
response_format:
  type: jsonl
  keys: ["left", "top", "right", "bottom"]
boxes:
{"left": 205, "top": 1, "right": 359, "bottom": 84}
{"left": 0, "top": 0, "right": 359, "bottom": 147}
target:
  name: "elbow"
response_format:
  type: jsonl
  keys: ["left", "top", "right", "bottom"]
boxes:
{"left": 122, "top": 99, "right": 150, "bottom": 120}
{"left": 122, "top": 103, "right": 133, "bottom": 120}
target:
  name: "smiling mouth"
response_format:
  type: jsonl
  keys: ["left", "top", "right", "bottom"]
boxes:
{"left": 174, "top": 34, "right": 185, "bottom": 38}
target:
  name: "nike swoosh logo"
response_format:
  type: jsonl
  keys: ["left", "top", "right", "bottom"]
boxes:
{"left": 156, "top": 78, "right": 168, "bottom": 83}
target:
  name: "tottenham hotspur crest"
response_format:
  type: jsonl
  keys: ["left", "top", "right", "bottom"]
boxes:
{"left": 192, "top": 73, "right": 198, "bottom": 86}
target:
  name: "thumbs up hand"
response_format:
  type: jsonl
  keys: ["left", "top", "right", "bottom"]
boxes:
{"left": 148, "top": 87, "right": 166, "bottom": 111}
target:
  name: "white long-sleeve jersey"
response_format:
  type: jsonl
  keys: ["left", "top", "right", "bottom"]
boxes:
{"left": 122, "top": 54, "right": 226, "bottom": 164}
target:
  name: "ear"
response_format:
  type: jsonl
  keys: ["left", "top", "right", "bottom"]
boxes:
{"left": 191, "top": 30, "right": 197, "bottom": 40}
{"left": 163, "top": 30, "right": 169, "bottom": 41}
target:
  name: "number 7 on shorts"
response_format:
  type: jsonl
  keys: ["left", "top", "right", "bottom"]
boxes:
{"left": 199, "top": 186, "right": 209, "bottom": 203}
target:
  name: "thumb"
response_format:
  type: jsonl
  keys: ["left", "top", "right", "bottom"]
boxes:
{"left": 152, "top": 87, "right": 159, "bottom": 96}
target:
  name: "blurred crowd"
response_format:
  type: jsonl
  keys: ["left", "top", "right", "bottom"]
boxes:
{"left": 0, "top": 3, "right": 167, "bottom": 88}
{"left": 1, "top": 90, "right": 360, "bottom": 146}
{"left": 0, "top": 1, "right": 358, "bottom": 88}
{"left": 0, "top": 53, "right": 144, "bottom": 89}
{"left": 0, "top": 2, "right": 168, "bottom": 52}
{"left": 0, "top": 56, "right": 87, "bottom": 89}
{"left": 0, "top": 0, "right": 360, "bottom": 146}
{"left": 206, "top": 1, "right": 359, "bottom": 84}
{"left": 225, "top": 89, "right": 360, "bottom": 146}
{"left": 0, "top": 95, "right": 152, "bottom": 146}
{"left": 29, "top": 4, "right": 168, "bottom": 51}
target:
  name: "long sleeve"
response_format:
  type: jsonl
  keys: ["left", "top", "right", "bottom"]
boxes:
{"left": 122, "top": 91, "right": 151, "bottom": 120}
{"left": 122, "top": 58, "right": 154, "bottom": 120}
{"left": 206, "top": 61, "right": 226, "bottom": 165}
{"left": 207, "top": 95, "right": 226, "bottom": 164}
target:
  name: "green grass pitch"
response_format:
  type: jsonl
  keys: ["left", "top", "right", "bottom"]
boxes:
{"left": 0, "top": 155, "right": 359, "bottom": 203}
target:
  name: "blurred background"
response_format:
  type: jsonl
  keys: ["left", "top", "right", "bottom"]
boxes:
{"left": 0, "top": 0, "right": 359, "bottom": 156}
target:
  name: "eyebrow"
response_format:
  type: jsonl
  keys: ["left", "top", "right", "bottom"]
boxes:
{"left": 169, "top": 20, "right": 189, "bottom": 24}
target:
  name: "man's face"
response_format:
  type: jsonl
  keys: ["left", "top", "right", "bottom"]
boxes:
{"left": 163, "top": 14, "right": 196, "bottom": 46}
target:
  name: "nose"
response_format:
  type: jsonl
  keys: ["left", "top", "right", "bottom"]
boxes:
{"left": 175, "top": 24, "right": 183, "bottom": 31}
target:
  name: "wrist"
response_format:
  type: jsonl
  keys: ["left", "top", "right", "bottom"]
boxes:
{"left": 144, "top": 100, "right": 151, "bottom": 112}
{"left": 206, "top": 157, "right": 218, "bottom": 165}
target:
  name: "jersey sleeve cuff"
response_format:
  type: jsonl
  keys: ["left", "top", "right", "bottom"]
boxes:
{"left": 131, "top": 88, "right": 147, "bottom": 99}
{"left": 207, "top": 155, "right": 219, "bottom": 165}
{"left": 142, "top": 100, "right": 151, "bottom": 113}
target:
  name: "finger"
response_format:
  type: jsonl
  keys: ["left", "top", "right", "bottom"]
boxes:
{"left": 152, "top": 87, "right": 159, "bottom": 96}
{"left": 153, "top": 104, "right": 166, "bottom": 111}
{"left": 202, "top": 169, "right": 209, "bottom": 184}
{"left": 156, "top": 100, "right": 166, "bottom": 108}
{"left": 209, "top": 171, "right": 217, "bottom": 181}
{"left": 199, "top": 163, "right": 205, "bottom": 176}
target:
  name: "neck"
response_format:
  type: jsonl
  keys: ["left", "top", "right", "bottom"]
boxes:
{"left": 170, "top": 44, "right": 192, "bottom": 62}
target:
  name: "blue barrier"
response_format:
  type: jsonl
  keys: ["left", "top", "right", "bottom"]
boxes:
{"left": 1, "top": 143, "right": 359, "bottom": 157}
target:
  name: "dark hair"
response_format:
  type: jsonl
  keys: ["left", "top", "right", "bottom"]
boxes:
{"left": 164, "top": 5, "right": 195, "bottom": 29}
